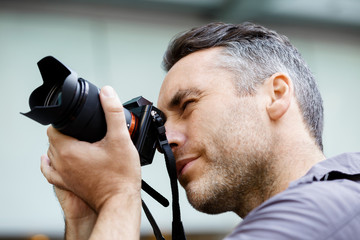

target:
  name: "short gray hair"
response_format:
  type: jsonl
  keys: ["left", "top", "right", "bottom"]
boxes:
{"left": 163, "top": 22, "right": 324, "bottom": 150}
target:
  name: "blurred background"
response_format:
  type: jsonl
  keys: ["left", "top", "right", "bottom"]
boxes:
{"left": 0, "top": 0, "right": 359, "bottom": 239}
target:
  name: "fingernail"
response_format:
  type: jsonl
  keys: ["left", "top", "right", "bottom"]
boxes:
{"left": 101, "top": 86, "right": 115, "bottom": 97}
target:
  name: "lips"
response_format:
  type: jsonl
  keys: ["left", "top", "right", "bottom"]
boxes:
{"left": 175, "top": 156, "right": 198, "bottom": 177}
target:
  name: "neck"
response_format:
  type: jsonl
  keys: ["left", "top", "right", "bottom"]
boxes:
{"left": 273, "top": 142, "right": 325, "bottom": 194}
{"left": 262, "top": 102, "right": 326, "bottom": 203}
{"left": 235, "top": 137, "right": 325, "bottom": 218}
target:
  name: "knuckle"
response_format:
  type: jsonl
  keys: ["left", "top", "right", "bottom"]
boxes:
{"left": 58, "top": 147, "right": 70, "bottom": 159}
{"left": 57, "top": 143, "right": 74, "bottom": 159}
{"left": 108, "top": 105, "right": 124, "bottom": 118}
{"left": 46, "top": 175, "right": 54, "bottom": 184}
{"left": 104, "top": 96, "right": 123, "bottom": 113}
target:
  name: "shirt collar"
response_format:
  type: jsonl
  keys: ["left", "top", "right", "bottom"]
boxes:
{"left": 289, "top": 152, "right": 360, "bottom": 188}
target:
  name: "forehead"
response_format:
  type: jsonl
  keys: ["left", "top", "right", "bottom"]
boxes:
{"left": 157, "top": 47, "right": 235, "bottom": 109}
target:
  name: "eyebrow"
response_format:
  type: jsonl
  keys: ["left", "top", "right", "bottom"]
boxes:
{"left": 168, "top": 88, "right": 202, "bottom": 109}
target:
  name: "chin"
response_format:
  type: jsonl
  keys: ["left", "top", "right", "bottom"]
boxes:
{"left": 188, "top": 196, "right": 229, "bottom": 215}
{"left": 185, "top": 183, "right": 231, "bottom": 215}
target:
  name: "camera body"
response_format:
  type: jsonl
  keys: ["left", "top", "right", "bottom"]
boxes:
{"left": 22, "top": 56, "right": 162, "bottom": 166}
{"left": 123, "top": 97, "right": 161, "bottom": 166}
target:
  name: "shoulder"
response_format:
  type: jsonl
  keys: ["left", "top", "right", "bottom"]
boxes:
{"left": 225, "top": 179, "right": 360, "bottom": 240}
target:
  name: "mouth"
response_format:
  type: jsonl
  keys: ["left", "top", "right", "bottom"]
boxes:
{"left": 176, "top": 156, "right": 198, "bottom": 178}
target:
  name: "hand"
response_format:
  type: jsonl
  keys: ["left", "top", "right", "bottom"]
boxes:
{"left": 41, "top": 86, "right": 142, "bottom": 212}
{"left": 53, "top": 185, "right": 96, "bottom": 240}
{"left": 53, "top": 184, "right": 96, "bottom": 220}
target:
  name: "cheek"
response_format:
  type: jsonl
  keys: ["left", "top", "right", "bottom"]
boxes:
{"left": 187, "top": 110, "right": 219, "bottom": 139}
{"left": 185, "top": 112, "right": 227, "bottom": 163}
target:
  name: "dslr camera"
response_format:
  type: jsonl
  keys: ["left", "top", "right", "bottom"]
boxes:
{"left": 22, "top": 56, "right": 164, "bottom": 166}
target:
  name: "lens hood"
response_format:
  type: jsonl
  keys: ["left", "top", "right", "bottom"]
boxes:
{"left": 22, "top": 56, "right": 106, "bottom": 142}
{"left": 22, "top": 56, "right": 78, "bottom": 125}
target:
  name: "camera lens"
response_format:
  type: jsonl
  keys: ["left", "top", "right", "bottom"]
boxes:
{"left": 22, "top": 56, "right": 142, "bottom": 144}
{"left": 22, "top": 56, "right": 108, "bottom": 142}
{"left": 53, "top": 77, "right": 109, "bottom": 142}
{"left": 22, "top": 56, "right": 162, "bottom": 166}
{"left": 45, "top": 85, "right": 62, "bottom": 106}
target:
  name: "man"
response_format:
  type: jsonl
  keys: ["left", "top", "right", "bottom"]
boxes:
{"left": 41, "top": 22, "right": 360, "bottom": 239}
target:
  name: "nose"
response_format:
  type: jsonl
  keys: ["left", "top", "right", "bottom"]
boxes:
{"left": 164, "top": 121, "right": 186, "bottom": 152}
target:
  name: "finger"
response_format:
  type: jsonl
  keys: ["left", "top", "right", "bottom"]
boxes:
{"left": 47, "top": 139, "right": 64, "bottom": 171}
{"left": 40, "top": 154, "right": 65, "bottom": 188}
{"left": 99, "top": 86, "right": 130, "bottom": 141}
{"left": 47, "top": 126, "right": 85, "bottom": 167}
{"left": 47, "top": 146, "right": 56, "bottom": 169}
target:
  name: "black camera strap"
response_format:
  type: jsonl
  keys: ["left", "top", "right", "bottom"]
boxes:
{"left": 140, "top": 110, "right": 186, "bottom": 240}
{"left": 161, "top": 142, "right": 186, "bottom": 240}
{"left": 142, "top": 180, "right": 169, "bottom": 207}
{"left": 142, "top": 199, "right": 166, "bottom": 240}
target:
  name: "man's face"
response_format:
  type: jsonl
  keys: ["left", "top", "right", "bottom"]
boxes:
{"left": 157, "top": 48, "right": 276, "bottom": 216}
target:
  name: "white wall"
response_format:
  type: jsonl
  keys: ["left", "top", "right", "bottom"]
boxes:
{"left": 0, "top": 3, "right": 359, "bottom": 237}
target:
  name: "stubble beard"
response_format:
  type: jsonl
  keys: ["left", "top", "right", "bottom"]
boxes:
{"left": 184, "top": 99, "right": 277, "bottom": 218}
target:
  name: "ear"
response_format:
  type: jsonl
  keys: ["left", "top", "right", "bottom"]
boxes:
{"left": 265, "top": 73, "right": 293, "bottom": 121}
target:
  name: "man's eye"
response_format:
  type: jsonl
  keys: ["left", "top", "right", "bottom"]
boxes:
{"left": 181, "top": 100, "right": 195, "bottom": 111}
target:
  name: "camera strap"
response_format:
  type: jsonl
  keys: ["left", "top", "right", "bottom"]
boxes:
{"left": 140, "top": 110, "right": 187, "bottom": 240}
{"left": 142, "top": 199, "right": 166, "bottom": 240}
{"left": 161, "top": 142, "right": 186, "bottom": 240}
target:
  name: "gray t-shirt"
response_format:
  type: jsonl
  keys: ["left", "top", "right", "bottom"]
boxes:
{"left": 224, "top": 152, "right": 360, "bottom": 240}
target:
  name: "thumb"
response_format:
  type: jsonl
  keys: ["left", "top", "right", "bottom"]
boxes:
{"left": 100, "top": 86, "right": 129, "bottom": 141}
